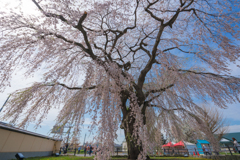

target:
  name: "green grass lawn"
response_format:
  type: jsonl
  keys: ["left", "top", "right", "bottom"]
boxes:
{"left": 25, "top": 156, "right": 94, "bottom": 160}
{"left": 219, "top": 152, "right": 239, "bottom": 155}
{"left": 67, "top": 150, "right": 85, "bottom": 154}
{"left": 149, "top": 158, "right": 208, "bottom": 159}
{"left": 24, "top": 155, "right": 208, "bottom": 160}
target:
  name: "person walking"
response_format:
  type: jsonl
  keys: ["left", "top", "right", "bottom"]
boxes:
{"left": 232, "top": 138, "right": 240, "bottom": 153}
{"left": 84, "top": 146, "right": 87, "bottom": 157}
{"left": 78, "top": 146, "right": 81, "bottom": 154}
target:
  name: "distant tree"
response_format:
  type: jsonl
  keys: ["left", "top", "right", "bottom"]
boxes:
{"left": 197, "top": 106, "right": 229, "bottom": 141}
{"left": 0, "top": 0, "right": 240, "bottom": 159}
{"left": 181, "top": 122, "right": 202, "bottom": 143}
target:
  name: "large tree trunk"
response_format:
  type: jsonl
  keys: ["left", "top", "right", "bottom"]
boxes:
{"left": 120, "top": 90, "right": 149, "bottom": 159}
{"left": 124, "top": 118, "right": 140, "bottom": 159}
{"left": 122, "top": 113, "right": 150, "bottom": 160}
{"left": 126, "top": 138, "right": 141, "bottom": 159}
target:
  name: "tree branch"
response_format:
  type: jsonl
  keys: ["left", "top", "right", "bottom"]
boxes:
{"left": 145, "top": 0, "right": 164, "bottom": 22}
{"left": 45, "top": 82, "right": 96, "bottom": 90}
{"left": 149, "top": 105, "right": 203, "bottom": 124}
{"left": 32, "top": 0, "right": 94, "bottom": 59}
{"left": 145, "top": 84, "right": 174, "bottom": 98}
{"left": 137, "top": 25, "right": 165, "bottom": 89}
{"left": 177, "top": 69, "right": 239, "bottom": 80}
{"left": 32, "top": 0, "right": 69, "bottom": 23}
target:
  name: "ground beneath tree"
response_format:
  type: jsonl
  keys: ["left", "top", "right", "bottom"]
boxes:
{"left": 24, "top": 155, "right": 210, "bottom": 160}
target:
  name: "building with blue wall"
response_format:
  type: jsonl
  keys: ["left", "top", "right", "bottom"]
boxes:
{"left": 196, "top": 139, "right": 210, "bottom": 155}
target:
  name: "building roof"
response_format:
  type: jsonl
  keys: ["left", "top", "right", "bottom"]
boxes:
{"left": 162, "top": 142, "right": 174, "bottom": 147}
{"left": 0, "top": 122, "right": 62, "bottom": 141}
{"left": 183, "top": 141, "right": 196, "bottom": 146}
{"left": 114, "top": 143, "right": 122, "bottom": 147}
{"left": 221, "top": 132, "right": 240, "bottom": 143}
{"left": 196, "top": 139, "right": 210, "bottom": 144}
{"left": 174, "top": 141, "right": 184, "bottom": 147}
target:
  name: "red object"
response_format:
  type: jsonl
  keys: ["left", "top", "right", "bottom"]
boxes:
{"left": 197, "top": 152, "right": 199, "bottom": 156}
{"left": 174, "top": 141, "right": 184, "bottom": 147}
{"left": 193, "top": 152, "right": 195, "bottom": 155}
{"left": 162, "top": 142, "right": 174, "bottom": 147}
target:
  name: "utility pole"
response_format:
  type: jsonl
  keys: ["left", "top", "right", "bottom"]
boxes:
{"left": 0, "top": 94, "right": 11, "bottom": 112}
{"left": 83, "top": 134, "right": 86, "bottom": 146}
{"left": 66, "top": 126, "right": 72, "bottom": 145}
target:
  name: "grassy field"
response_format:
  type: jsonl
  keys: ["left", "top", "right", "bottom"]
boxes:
{"left": 24, "top": 156, "right": 94, "bottom": 160}
{"left": 219, "top": 152, "right": 239, "bottom": 155}
{"left": 24, "top": 155, "right": 208, "bottom": 160}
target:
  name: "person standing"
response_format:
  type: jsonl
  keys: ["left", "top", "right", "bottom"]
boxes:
{"left": 63, "top": 146, "right": 66, "bottom": 154}
{"left": 65, "top": 143, "right": 69, "bottom": 153}
{"left": 87, "top": 145, "right": 90, "bottom": 155}
{"left": 203, "top": 145, "right": 211, "bottom": 155}
{"left": 89, "top": 146, "right": 93, "bottom": 156}
{"left": 84, "top": 146, "right": 87, "bottom": 157}
{"left": 232, "top": 138, "right": 240, "bottom": 154}
{"left": 59, "top": 147, "right": 62, "bottom": 155}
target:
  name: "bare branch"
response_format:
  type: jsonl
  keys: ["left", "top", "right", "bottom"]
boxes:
{"left": 177, "top": 69, "right": 240, "bottom": 80}
{"left": 45, "top": 82, "right": 96, "bottom": 90}
{"left": 137, "top": 25, "right": 165, "bottom": 89}
{"left": 145, "top": 84, "right": 174, "bottom": 98}
{"left": 32, "top": 0, "right": 69, "bottom": 23}
{"left": 145, "top": 0, "right": 164, "bottom": 22}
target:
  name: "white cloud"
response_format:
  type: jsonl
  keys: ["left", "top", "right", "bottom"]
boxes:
{"left": 0, "top": 0, "right": 40, "bottom": 16}
{"left": 219, "top": 103, "right": 240, "bottom": 122}
{"left": 228, "top": 125, "right": 240, "bottom": 133}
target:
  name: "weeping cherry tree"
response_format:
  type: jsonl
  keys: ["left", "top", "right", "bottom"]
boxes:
{"left": 0, "top": 0, "right": 240, "bottom": 159}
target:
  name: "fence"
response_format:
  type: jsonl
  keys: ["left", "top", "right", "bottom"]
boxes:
{"left": 60, "top": 145, "right": 240, "bottom": 157}
{"left": 114, "top": 148, "right": 128, "bottom": 156}
{"left": 113, "top": 146, "right": 240, "bottom": 156}
{"left": 219, "top": 145, "right": 240, "bottom": 155}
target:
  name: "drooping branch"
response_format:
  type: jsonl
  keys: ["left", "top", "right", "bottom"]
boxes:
{"left": 32, "top": 0, "right": 95, "bottom": 60}
{"left": 32, "top": 0, "right": 69, "bottom": 23}
{"left": 39, "top": 31, "right": 90, "bottom": 54}
{"left": 44, "top": 82, "right": 96, "bottom": 90}
{"left": 162, "top": 46, "right": 196, "bottom": 54}
{"left": 177, "top": 69, "right": 240, "bottom": 80}
{"left": 145, "top": 84, "right": 174, "bottom": 98}
{"left": 149, "top": 105, "right": 203, "bottom": 124}
{"left": 183, "top": 8, "right": 214, "bottom": 35}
